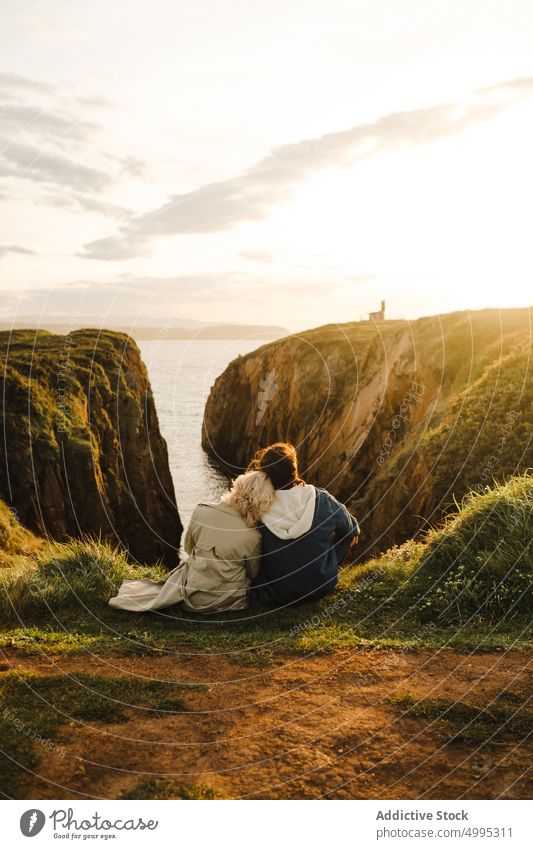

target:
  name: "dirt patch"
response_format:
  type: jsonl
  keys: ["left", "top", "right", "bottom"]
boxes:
{"left": 2, "top": 647, "right": 532, "bottom": 799}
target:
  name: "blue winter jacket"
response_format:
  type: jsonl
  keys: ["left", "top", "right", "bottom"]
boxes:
{"left": 248, "top": 485, "right": 360, "bottom": 608}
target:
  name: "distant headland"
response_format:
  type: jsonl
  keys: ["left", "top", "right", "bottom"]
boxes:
{"left": 0, "top": 320, "right": 288, "bottom": 341}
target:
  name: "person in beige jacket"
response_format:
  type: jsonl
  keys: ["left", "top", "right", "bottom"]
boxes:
{"left": 109, "top": 471, "right": 275, "bottom": 614}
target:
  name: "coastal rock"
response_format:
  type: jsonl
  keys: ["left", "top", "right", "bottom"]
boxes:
{"left": 202, "top": 308, "right": 533, "bottom": 557}
{"left": 0, "top": 329, "right": 181, "bottom": 566}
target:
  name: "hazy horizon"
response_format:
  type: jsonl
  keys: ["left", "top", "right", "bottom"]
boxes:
{"left": 1, "top": 0, "right": 533, "bottom": 332}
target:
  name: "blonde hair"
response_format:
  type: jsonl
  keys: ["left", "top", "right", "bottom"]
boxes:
{"left": 222, "top": 470, "right": 275, "bottom": 527}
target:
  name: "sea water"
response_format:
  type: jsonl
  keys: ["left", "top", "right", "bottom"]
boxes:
{"left": 138, "top": 339, "right": 260, "bottom": 529}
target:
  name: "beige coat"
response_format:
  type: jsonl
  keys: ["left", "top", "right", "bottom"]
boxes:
{"left": 109, "top": 502, "right": 261, "bottom": 613}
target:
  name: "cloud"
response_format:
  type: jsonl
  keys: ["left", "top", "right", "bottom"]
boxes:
{"left": 119, "top": 155, "right": 146, "bottom": 178}
{"left": 0, "top": 71, "right": 55, "bottom": 94}
{"left": 239, "top": 250, "right": 275, "bottom": 263}
{"left": 0, "top": 72, "right": 138, "bottom": 212}
{"left": 77, "top": 95, "right": 118, "bottom": 109}
{"left": 43, "top": 191, "right": 131, "bottom": 219}
{"left": 81, "top": 75, "right": 533, "bottom": 260}
{"left": 0, "top": 272, "right": 337, "bottom": 322}
{"left": 0, "top": 277, "right": 211, "bottom": 325}
{"left": 0, "top": 138, "right": 111, "bottom": 191}
{"left": 0, "top": 244, "right": 35, "bottom": 258}
{"left": 0, "top": 102, "right": 97, "bottom": 141}
{"left": 480, "top": 77, "right": 533, "bottom": 97}
{"left": 76, "top": 235, "right": 144, "bottom": 260}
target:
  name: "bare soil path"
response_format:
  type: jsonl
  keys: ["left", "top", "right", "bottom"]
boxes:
{"left": 2, "top": 648, "right": 532, "bottom": 800}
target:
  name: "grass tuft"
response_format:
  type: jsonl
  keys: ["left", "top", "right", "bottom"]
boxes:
{"left": 390, "top": 690, "right": 533, "bottom": 745}
{"left": 0, "top": 536, "right": 165, "bottom": 620}
{"left": 120, "top": 780, "right": 217, "bottom": 800}
{"left": 407, "top": 473, "right": 533, "bottom": 623}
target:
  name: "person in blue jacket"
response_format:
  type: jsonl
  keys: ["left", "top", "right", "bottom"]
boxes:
{"left": 247, "top": 442, "right": 360, "bottom": 608}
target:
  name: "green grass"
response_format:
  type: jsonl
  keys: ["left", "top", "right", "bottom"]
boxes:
{"left": 0, "top": 625, "right": 174, "bottom": 656}
{"left": 120, "top": 780, "right": 217, "bottom": 800}
{"left": 405, "top": 473, "right": 533, "bottom": 624}
{"left": 0, "top": 329, "right": 180, "bottom": 568}
{"left": 390, "top": 690, "right": 533, "bottom": 745}
{"left": 0, "top": 475, "right": 531, "bottom": 659}
{"left": 0, "top": 501, "right": 42, "bottom": 569}
{"left": 0, "top": 535, "right": 166, "bottom": 621}
{"left": 0, "top": 671, "right": 202, "bottom": 797}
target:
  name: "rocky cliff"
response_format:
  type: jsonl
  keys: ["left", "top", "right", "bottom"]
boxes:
{"left": 202, "top": 308, "right": 533, "bottom": 557}
{"left": 0, "top": 329, "right": 181, "bottom": 566}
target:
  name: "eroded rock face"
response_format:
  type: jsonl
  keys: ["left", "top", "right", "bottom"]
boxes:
{"left": 0, "top": 329, "right": 182, "bottom": 566}
{"left": 202, "top": 309, "right": 533, "bottom": 557}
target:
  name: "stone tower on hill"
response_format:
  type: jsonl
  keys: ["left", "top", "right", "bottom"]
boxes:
{"left": 368, "top": 300, "right": 386, "bottom": 322}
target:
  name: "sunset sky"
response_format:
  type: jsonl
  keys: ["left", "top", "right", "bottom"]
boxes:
{"left": 1, "top": 0, "right": 532, "bottom": 332}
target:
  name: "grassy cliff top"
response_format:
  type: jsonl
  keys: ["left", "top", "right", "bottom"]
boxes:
{"left": 229, "top": 306, "right": 532, "bottom": 381}
{"left": 1, "top": 327, "right": 181, "bottom": 565}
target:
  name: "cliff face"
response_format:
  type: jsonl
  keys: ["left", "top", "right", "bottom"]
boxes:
{"left": 0, "top": 329, "right": 181, "bottom": 566}
{"left": 202, "top": 308, "right": 533, "bottom": 557}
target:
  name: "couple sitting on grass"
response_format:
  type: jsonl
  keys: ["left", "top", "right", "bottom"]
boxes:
{"left": 109, "top": 442, "right": 360, "bottom": 614}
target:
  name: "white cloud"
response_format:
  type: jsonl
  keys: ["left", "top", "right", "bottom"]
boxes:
{"left": 43, "top": 191, "right": 131, "bottom": 219}
{"left": 239, "top": 250, "right": 275, "bottom": 263}
{"left": 0, "top": 71, "right": 56, "bottom": 94}
{"left": 0, "top": 71, "right": 137, "bottom": 214}
{"left": 0, "top": 271, "right": 344, "bottom": 324}
{"left": 0, "top": 138, "right": 111, "bottom": 191}
{"left": 0, "top": 244, "right": 35, "bottom": 258}
{"left": 81, "top": 75, "right": 533, "bottom": 259}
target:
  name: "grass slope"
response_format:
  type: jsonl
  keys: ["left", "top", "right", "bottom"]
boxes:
{"left": 0, "top": 474, "right": 531, "bottom": 656}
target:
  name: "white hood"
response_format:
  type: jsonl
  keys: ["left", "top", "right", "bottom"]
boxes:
{"left": 262, "top": 484, "right": 316, "bottom": 539}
